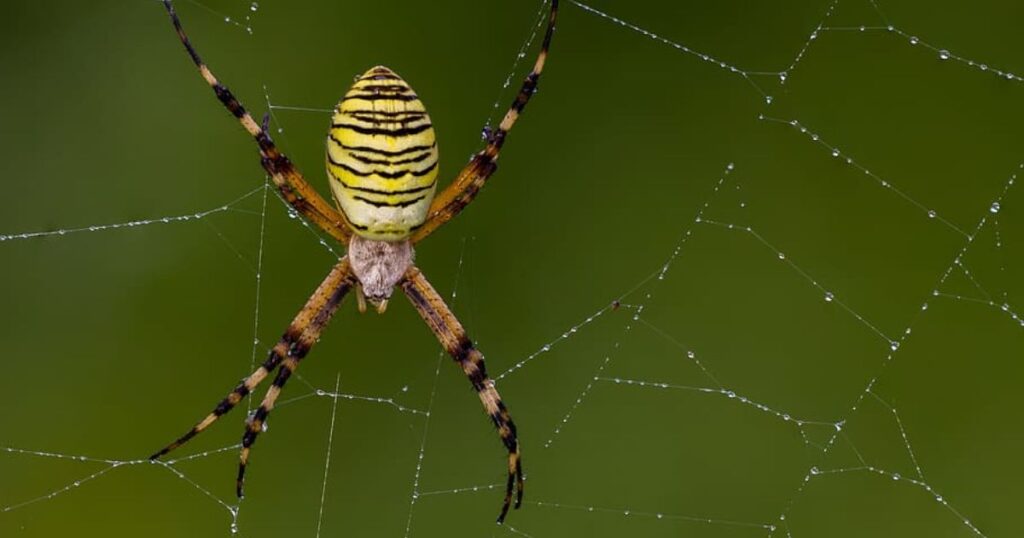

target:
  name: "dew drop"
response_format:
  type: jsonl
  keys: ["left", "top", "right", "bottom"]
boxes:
{"left": 890, "top": 341, "right": 900, "bottom": 351}
{"left": 927, "top": 210, "right": 936, "bottom": 218}
{"left": 250, "top": 1, "right": 259, "bottom": 11}
{"left": 990, "top": 201, "right": 1001, "bottom": 213}
{"left": 938, "top": 49, "right": 950, "bottom": 60}
{"left": 810, "top": 466, "right": 819, "bottom": 475}
{"left": 778, "top": 252, "right": 786, "bottom": 260}
{"left": 824, "top": 292, "right": 834, "bottom": 302}
{"left": 892, "top": 473, "right": 901, "bottom": 480}
{"left": 909, "top": 36, "right": 919, "bottom": 45}
{"left": 831, "top": 148, "right": 840, "bottom": 158}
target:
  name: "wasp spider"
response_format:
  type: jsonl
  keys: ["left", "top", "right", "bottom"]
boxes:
{"left": 150, "top": 0, "right": 558, "bottom": 523}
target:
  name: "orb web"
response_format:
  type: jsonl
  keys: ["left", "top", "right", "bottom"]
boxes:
{"left": 1, "top": 0, "right": 1021, "bottom": 537}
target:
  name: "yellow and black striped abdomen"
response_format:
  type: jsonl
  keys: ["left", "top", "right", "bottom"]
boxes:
{"left": 327, "top": 66, "right": 439, "bottom": 240}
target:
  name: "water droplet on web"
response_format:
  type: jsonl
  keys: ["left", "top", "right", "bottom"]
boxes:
{"left": 831, "top": 149, "right": 840, "bottom": 158}
{"left": 765, "top": 95, "right": 773, "bottom": 104}
{"left": 892, "top": 473, "right": 901, "bottom": 480}
{"left": 990, "top": 202, "right": 1001, "bottom": 213}
{"left": 230, "top": 522, "right": 238, "bottom": 534}
{"left": 890, "top": 341, "right": 900, "bottom": 351}
{"left": 909, "top": 36, "right": 919, "bottom": 45}
{"left": 778, "top": 252, "right": 786, "bottom": 260}
{"left": 824, "top": 292, "right": 834, "bottom": 302}
{"left": 810, "top": 31, "right": 818, "bottom": 40}
{"left": 782, "top": 414, "right": 791, "bottom": 421}
{"left": 779, "top": 72, "right": 787, "bottom": 82}
{"left": 687, "top": 351, "right": 695, "bottom": 359}
{"left": 927, "top": 210, "right": 936, "bottom": 218}
{"left": 938, "top": 50, "right": 950, "bottom": 60}
{"left": 810, "top": 466, "right": 819, "bottom": 475}
{"left": 980, "top": 64, "right": 989, "bottom": 71}
{"left": 250, "top": 2, "right": 259, "bottom": 12}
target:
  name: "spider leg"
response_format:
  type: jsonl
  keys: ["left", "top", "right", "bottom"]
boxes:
{"left": 400, "top": 266, "right": 524, "bottom": 523}
{"left": 411, "top": 0, "right": 559, "bottom": 243}
{"left": 161, "top": 0, "right": 353, "bottom": 245}
{"left": 150, "top": 259, "right": 355, "bottom": 462}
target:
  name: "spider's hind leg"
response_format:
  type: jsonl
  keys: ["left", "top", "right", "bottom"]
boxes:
{"left": 400, "top": 265, "right": 524, "bottom": 522}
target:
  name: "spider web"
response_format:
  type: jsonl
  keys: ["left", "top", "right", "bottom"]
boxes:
{"left": 1, "top": 0, "right": 1022, "bottom": 537}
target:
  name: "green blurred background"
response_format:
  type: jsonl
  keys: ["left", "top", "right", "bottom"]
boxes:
{"left": 1, "top": 0, "right": 1022, "bottom": 536}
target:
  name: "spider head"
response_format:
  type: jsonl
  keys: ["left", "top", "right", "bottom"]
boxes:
{"left": 348, "top": 235, "right": 413, "bottom": 315}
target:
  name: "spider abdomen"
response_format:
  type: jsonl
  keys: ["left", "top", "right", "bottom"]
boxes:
{"left": 327, "top": 66, "right": 439, "bottom": 241}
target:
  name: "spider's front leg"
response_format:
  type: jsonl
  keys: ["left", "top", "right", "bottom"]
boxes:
{"left": 400, "top": 266, "right": 524, "bottom": 523}
{"left": 151, "top": 259, "right": 355, "bottom": 497}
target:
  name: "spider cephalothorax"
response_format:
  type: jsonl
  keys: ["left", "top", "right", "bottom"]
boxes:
{"left": 347, "top": 235, "right": 413, "bottom": 312}
{"left": 153, "top": 0, "right": 558, "bottom": 524}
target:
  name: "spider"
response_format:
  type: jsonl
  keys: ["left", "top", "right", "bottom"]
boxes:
{"left": 150, "top": 0, "right": 558, "bottom": 524}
